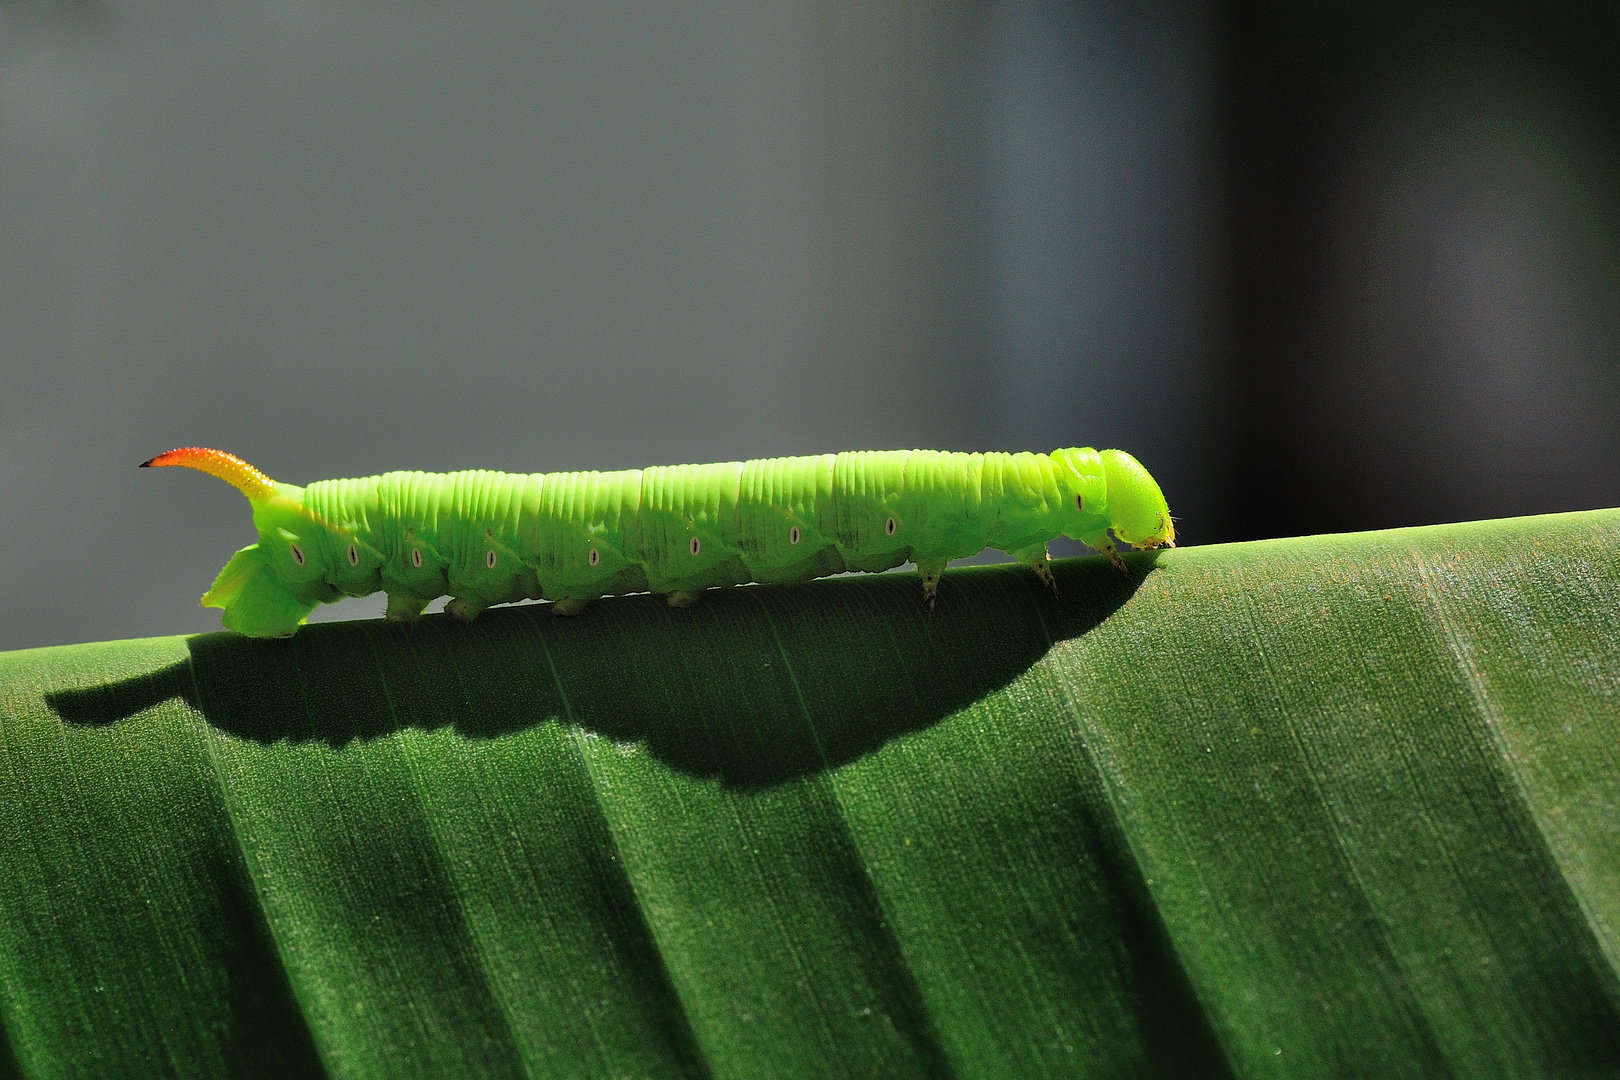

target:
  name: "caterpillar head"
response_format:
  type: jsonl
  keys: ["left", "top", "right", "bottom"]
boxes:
{"left": 142, "top": 447, "right": 339, "bottom": 637}
{"left": 1099, "top": 448, "right": 1175, "bottom": 550}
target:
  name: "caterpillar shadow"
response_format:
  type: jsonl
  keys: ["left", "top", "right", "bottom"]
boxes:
{"left": 49, "top": 553, "right": 1156, "bottom": 789}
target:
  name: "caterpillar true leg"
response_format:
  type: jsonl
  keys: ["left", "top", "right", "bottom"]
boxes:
{"left": 1011, "top": 543, "right": 1059, "bottom": 596}
{"left": 551, "top": 597, "right": 592, "bottom": 616}
{"left": 1079, "top": 531, "right": 1130, "bottom": 576}
{"left": 1101, "top": 544, "right": 1129, "bottom": 575}
{"left": 666, "top": 590, "right": 703, "bottom": 609}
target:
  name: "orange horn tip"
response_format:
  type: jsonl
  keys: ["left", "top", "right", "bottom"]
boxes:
{"left": 140, "top": 447, "right": 278, "bottom": 500}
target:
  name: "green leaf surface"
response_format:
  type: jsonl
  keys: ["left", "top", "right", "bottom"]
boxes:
{"left": 2, "top": 509, "right": 1618, "bottom": 1078}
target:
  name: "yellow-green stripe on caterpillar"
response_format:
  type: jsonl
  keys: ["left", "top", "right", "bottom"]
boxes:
{"left": 142, "top": 446, "right": 1175, "bottom": 638}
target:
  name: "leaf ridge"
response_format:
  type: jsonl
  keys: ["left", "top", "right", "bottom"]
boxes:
{"left": 186, "top": 646, "right": 330, "bottom": 1079}
{"left": 518, "top": 607, "right": 718, "bottom": 1080}
{"left": 1018, "top": 570, "right": 1243, "bottom": 1079}
{"left": 745, "top": 588, "right": 959, "bottom": 1080}
{"left": 1223, "top": 561, "right": 1455, "bottom": 1076}
{"left": 1409, "top": 546, "right": 1620, "bottom": 998}
{"left": 369, "top": 620, "right": 539, "bottom": 1078}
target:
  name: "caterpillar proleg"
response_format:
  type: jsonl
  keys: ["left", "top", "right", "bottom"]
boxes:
{"left": 142, "top": 446, "right": 1175, "bottom": 638}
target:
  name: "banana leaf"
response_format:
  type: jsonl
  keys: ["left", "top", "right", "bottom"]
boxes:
{"left": 1, "top": 509, "right": 1617, "bottom": 1079}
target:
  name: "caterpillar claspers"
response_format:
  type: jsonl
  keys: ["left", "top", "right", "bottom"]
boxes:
{"left": 143, "top": 446, "right": 1174, "bottom": 638}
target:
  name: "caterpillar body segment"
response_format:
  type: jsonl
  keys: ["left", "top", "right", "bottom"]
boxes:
{"left": 143, "top": 446, "right": 1175, "bottom": 638}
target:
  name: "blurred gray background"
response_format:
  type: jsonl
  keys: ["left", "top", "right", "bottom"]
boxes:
{"left": 1, "top": 0, "right": 1615, "bottom": 651}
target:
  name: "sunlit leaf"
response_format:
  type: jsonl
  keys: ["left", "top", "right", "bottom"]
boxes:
{"left": 2, "top": 509, "right": 1617, "bottom": 1078}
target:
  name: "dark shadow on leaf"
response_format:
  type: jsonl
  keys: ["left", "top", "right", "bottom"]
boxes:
{"left": 50, "top": 554, "right": 1155, "bottom": 789}
{"left": 47, "top": 552, "right": 1226, "bottom": 1076}
{"left": 46, "top": 654, "right": 198, "bottom": 728}
{"left": 0, "top": 1007, "right": 20, "bottom": 1080}
{"left": 530, "top": 551, "right": 1159, "bottom": 788}
{"left": 216, "top": 855, "right": 326, "bottom": 1079}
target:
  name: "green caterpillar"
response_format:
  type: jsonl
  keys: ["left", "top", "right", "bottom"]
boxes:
{"left": 143, "top": 446, "right": 1175, "bottom": 638}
